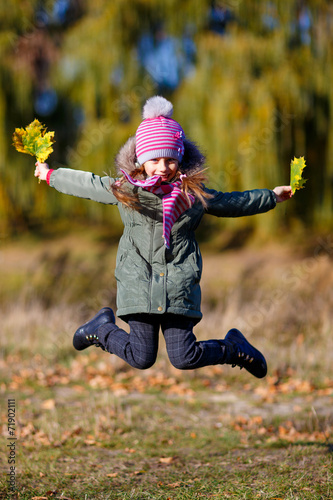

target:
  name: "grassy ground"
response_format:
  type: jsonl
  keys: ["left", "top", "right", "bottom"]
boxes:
{"left": 0, "top": 231, "right": 332, "bottom": 499}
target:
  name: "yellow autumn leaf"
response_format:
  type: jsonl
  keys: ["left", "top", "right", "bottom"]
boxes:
{"left": 41, "top": 398, "right": 55, "bottom": 410}
{"left": 159, "top": 456, "right": 176, "bottom": 464}
{"left": 12, "top": 118, "right": 55, "bottom": 163}
{"left": 290, "top": 156, "right": 307, "bottom": 194}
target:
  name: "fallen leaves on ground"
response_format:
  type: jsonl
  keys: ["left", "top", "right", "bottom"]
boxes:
{"left": 2, "top": 353, "right": 197, "bottom": 395}
{"left": 1, "top": 352, "right": 332, "bottom": 450}
{"left": 3, "top": 353, "right": 333, "bottom": 399}
{"left": 159, "top": 456, "right": 176, "bottom": 464}
{"left": 231, "top": 414, "right": 331, "bottom": 445}
{"left": 32, "top": 496, "right": 73, "bottom": 500}
{"left": 254, "top": 374, "right": 317, "bottom": 402}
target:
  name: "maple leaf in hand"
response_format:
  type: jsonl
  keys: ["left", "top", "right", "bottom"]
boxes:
{"left": 290, "top": 156, "right": 307, "bottom": 194}
{"left": 12, "top": 119, "right": 55, "bottom": 163}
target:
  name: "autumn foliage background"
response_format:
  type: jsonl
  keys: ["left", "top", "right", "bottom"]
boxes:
{"left": 1, "top": 0, "right": 333, "bottom": 236}
{"left": 1, "top": 1, "right": 333, "bottom": 498}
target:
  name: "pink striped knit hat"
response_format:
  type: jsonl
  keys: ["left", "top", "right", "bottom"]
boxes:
{"left": 135, "top": 96, "right": 185, "bottom": 165}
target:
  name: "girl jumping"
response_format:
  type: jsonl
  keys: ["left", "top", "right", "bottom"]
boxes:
{"left": 35, "top": 96, "right": 293, "bottom": 378}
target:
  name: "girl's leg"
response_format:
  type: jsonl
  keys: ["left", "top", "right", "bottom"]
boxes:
{"left": 97, "top": 314, "right": 160, "bottom": 369}
{"left": 74, "top": 310, "right": 160, "bottom": 370}
{"left": 161, "top": 314, "right": 267, "bottom": 378}
{"left": 161, "top": 314, "right": 224, "bottom": 370}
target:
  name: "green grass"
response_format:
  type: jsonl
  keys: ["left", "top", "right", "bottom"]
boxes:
{"left": 10, "top": 446, "right": 332, "bottom": 500}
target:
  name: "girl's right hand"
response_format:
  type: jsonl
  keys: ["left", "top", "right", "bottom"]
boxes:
{"left": 34, "top": 161, "right": 50, "bottom": 181}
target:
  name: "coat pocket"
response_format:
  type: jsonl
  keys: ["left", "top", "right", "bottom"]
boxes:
{"left": 115, "top": 249, "right": 151, "bottom": 308}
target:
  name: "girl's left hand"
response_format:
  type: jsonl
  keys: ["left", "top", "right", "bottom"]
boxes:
{"left": 273, "top": 186, "right": 293, "bottom": 203}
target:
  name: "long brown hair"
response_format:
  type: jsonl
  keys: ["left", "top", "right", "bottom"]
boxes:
{"left": 111, "top": 165, "right": 212, "bottom": 210}
{"left": 111, "top": 166, "right": 145, "bottom": 210}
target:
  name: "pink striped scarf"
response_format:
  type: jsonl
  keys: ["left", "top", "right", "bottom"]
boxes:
{"left": 120, "top": 169, "right": 195, "bottom": 248}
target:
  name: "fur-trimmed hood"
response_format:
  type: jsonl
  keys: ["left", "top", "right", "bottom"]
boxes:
{"left": 115, "top": 135, "right": 206, "bottom": 178}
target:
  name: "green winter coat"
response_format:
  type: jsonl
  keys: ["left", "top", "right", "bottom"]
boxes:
{"left": 49, "top": 137, "right": 276, "bottom": 322}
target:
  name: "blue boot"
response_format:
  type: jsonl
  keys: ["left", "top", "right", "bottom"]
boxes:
{"left": 73, "top": 307, "right": 115, "bottom": 351}
{"left": 222, "top": 329, "right": 267, "bottom": 378}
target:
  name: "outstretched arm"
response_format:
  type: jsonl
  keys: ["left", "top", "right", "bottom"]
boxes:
{"left": 205, "top": 184, "right": 293, "bottom": 218}
{"left": 205, "top": 187, "right": 276, "bottom": 217}
{"left": 273, "top": 185, "right": 293, "bottom": 203}
{"left": 34, "top": 162, "right": 119, "bottom": 205}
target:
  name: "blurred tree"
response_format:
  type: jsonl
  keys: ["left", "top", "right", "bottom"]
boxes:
{"left": 1, "top": 0, "right": 333, "bottom": 238}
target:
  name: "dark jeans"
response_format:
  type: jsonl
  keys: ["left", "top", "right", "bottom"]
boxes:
{"left": 97, "top": 313, "right": 225, "bottom": 370}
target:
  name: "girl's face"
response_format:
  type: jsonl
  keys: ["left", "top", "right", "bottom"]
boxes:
{"left": 143, "top": 158, "right": 179, "bottom": 182}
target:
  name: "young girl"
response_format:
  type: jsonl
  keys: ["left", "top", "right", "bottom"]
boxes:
{"left": 35, "top": 96, "right": 292, "bottom": 379}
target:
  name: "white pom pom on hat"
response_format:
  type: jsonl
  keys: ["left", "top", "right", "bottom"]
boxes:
{"left": 142, "top": 96, "right": 174, "bottom": 119}
{"left": 136, "top": 95, "right": 185, "bottom": 165}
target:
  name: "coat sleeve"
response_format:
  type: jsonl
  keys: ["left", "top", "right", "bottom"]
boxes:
{"left": 48, "top": 168, "right": 119, "bottom": 205}
{"left": 204, "top": 187, "right": 277, "bottom": 217}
